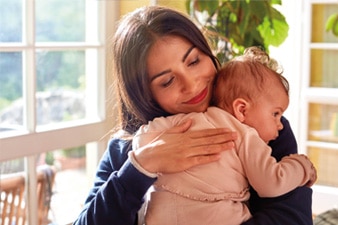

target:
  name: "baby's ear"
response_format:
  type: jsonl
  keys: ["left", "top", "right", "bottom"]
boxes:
{"left": 232, "top": 98, "right": 249, "bottom": 122}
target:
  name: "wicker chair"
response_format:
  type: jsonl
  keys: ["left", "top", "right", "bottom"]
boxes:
{"left": 0, "top": 165, "right": 56, "bottom": 225}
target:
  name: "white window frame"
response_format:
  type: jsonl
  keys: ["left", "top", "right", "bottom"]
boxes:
{"left": 269, "top": 0, "right": 338, "bottom": 215}
{"left": 300, "top": 0, "right": 338, "bottom": 215}
{"left": 0, "top": 1, "right": 120, "bottom": 224}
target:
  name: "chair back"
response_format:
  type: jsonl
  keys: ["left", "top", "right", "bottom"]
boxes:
{"left": 0, "top": 165, "right": 56, "bottom": 225}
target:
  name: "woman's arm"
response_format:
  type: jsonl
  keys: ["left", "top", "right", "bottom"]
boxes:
{"left": 134, "top": 119, "right": 237, "bottom": 174}
{"left": 242, "top": 117, "right": 314, "bottom": 225}
{"left": 73, "top": 138, "right": 156, "bottom": 225}
{"left": 73, "top": 123, "right": 237, "bottom": 225}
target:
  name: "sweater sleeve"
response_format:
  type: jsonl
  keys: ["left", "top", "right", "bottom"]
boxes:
{"left": 241, "top": 117, "right": 314, "bottom": 225}
{"left": 73, "top": 138, "right": 156, "bottom": 225}
{"left": 239, "top": 128, "right": 315, "bottom": 197}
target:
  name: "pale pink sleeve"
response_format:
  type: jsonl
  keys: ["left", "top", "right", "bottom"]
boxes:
{"left": 238, "top": 128, "right": 316, "bottom": 198}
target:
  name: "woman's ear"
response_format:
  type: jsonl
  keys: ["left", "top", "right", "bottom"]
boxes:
{"left": 232, "top": 98, "right": 249, "bottom": 122}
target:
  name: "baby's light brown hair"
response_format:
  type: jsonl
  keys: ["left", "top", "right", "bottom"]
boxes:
{"left": 213, "top": 46, "right": 289, "bottom": 114}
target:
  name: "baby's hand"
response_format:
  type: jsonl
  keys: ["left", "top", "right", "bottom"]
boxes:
{"left": 301, "top": 154, "right": 317, "bottom": 187}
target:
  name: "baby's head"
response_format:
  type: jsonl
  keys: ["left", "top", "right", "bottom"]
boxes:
{"left": 213, "top": 46, "right": 290, "bottom": 142}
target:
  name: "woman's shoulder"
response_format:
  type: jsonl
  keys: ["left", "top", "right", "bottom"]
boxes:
{"left": 103, "top": 131, "right": 133, "bottom": 170}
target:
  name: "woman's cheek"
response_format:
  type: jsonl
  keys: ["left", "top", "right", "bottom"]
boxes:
{"left": 153, "top": 89, "right": 178, "bottom": 112}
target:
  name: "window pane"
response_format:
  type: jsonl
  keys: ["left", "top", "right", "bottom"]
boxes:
{"left": 35, "top": 50, "right": 86, "bottom": 125}
{"left": 308, "top": 147, "right": 338, "bottom": 187}
{"left": 0, "top": 52, "right": 24, "bottom": 133}
{"left": 308, "top": 103, "right": 338, "bottom": 188}
{"left": 0, "top": 157, "right": 26, "bottom": 225}
{"left": 308, "top": 103, "right": 338, "bottom": 143}
{"left": 35, "top": 0, "right": 85, "bottom": 42}
{"left": 312, "top": 4, "right": 338, "bottom": 43}
{"left": 0, "top": 148, "right": 88, "bottom": 225}
{"left": 0, "top": 0, "right": 22, "bottom": 42}
{"left": 39, "top": 147, "right": 88, "bottom": 224}
{"left": 310, "top": 49, "right": 338, "bottom": 88}
{"left": 0, "top": 157, "right": 25, "bottom": 174}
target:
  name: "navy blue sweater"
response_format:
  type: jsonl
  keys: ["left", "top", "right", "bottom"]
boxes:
{"left": 73, "top": 117, "right": 313, "bottom": 225}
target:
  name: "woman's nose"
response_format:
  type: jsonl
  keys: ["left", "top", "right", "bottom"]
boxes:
{"left": 179, "top": 73, "right": 196, "bottom": 93}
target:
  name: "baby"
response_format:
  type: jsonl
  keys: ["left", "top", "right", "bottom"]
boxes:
{"left": 131, "top": 47, "right": 317, "bottom": 225}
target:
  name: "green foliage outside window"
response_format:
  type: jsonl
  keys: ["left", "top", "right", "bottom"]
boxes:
{"left": 0, "top": 0, "right": 85, "bottom": 111}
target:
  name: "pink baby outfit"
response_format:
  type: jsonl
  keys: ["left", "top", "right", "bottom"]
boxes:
{"left": 133, "top": 107, "right": 315, "bottom": 225}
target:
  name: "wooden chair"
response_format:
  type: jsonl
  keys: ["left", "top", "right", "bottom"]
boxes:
{"left": 0, "top": 165, "right": 56, "bottom": 225}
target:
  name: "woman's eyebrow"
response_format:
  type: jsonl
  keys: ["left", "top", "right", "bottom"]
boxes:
{"left": 150, "top": 69, "right": 171, "bottom": 82}
{"left": 182, "top": 45, "right": 195, "bottom": 62}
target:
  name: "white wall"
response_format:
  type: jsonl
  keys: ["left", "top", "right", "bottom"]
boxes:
{"left": 269, "top": 0, "right": 303, "bottom": 142}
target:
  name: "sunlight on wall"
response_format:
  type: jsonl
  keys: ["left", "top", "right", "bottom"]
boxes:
{"left": 120, "top": 0, "right": 186, "bottom": 16}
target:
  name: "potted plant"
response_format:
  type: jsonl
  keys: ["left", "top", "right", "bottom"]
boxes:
{"left": 186, "top": 0, "right": 289, "bottom": 63}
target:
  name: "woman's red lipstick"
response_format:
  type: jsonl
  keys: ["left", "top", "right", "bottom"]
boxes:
{"left": 184, "top": 88, "right": 208, "bottom": 104}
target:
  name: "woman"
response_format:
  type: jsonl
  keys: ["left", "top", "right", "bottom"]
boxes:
{"left": 73, "top": 6, "right": 313, "bottom": 225}
{"left": 132, "top": 47, "right": 317, "bottom": 225}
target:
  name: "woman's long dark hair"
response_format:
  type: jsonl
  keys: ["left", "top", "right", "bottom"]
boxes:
{"left": 111, "top": 6, "right": 220, "bottom": 134}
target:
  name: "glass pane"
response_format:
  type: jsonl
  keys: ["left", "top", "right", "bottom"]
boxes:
{"left": 308, "top": 103, "right": 338, "bottom": 143}
{"left": 308, "top": 103, "right": 338, "bottom": 188}
{"left": 39, "top": 146, "right": 88, "bottom": 224}
{"left": 0, "top": 52, "right": 24, "bottom": 133}
{"left": 308, "top": 147, "right": 338, "bottom": 187}
{"left": 0, "top": 0, "right": 22, "bottom": 42}
{"left": 35, "top": 50, "right": 86, "bottom": 126}
{"left": 1, "top": 149, "right": 88, "bottom": 225}
{"left": 312, "top": 4, "right": 338, "bottom": 43}
{"left": 35, "top": 0, "right": 85, "bottom": 42}
{"left": 0, "top": 158, "right": 25, "bottom": 174}
{"left": 310, "top": 49, "right": 338, "bottom": 88}
{"left": 0, "top": 157, "right": 26, "bottom": 224}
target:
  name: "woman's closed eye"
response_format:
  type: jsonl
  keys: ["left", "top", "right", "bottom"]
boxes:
{"left": 161, "top": 76, "right": 175, "bottom": 88}
{"left": 187, "top": 57, "right": 200, "bottom": 67}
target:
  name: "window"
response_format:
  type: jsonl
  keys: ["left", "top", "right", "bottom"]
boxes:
{"left": 300, "top": 0, "right": 338, "bottom": 215}
{"left": 0, "top": 0, "right": 114, "bottom": 224}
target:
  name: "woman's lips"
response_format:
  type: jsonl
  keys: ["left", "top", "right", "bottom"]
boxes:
{"left": 184, "top": 88, "right": 208, "bottom": 104}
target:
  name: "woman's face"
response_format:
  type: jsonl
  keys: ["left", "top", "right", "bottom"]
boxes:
{"left": 147, "top": 35, "right": 217, "bottom": 114}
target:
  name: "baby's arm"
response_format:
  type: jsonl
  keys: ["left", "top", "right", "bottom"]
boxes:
{"left": 239, "top": 128, "right": 317, "bottom": 198}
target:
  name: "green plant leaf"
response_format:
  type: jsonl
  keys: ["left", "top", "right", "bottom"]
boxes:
{"left": 186, "top": 0, "right": 289, "bottom": 60}
{"left": 325, "top": 13, "right": 338, "bottom": 37}
{"left": 249, "top": 1, "right": 269, "bottom": 23}
{"left": 271, "top": 0, "right": 282, "bottom": 5}
{"left": 237, "top": 2, "right": 250, "bottom": 39}
{"left": 193, "top": 0, "right": 219, "bottom": 14}
{"left": 325, "top": 14, "right": 336, "bottom": 30}
{"left": 258, "top": 16, "right": 289, "bottom": 47}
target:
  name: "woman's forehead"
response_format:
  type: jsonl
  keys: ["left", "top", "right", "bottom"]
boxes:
{"left": 150, "top": 35, "right": 191, "bottom": 51}
{"left": 147, "top": 36, "right": 193, "bottom": 73}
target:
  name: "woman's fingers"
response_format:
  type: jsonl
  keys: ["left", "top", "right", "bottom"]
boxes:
{"left": 135, "top": 129, "right": 237, "bottom": 174}
{"left": 165, "top": 120, "right": 234, "bottom": 140}
{"left": 134, "top": 118, "right": 238, "bottom": 174}
{"left": 165, "top": 119, "right": 192, "bottom": 133}
{"left": 162, "top": 128, "right": 237, "bottom": 150}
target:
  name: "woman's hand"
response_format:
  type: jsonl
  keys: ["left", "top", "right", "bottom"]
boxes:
{"left": 133, "top": 119, "right": 237, "bottom": 174}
